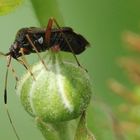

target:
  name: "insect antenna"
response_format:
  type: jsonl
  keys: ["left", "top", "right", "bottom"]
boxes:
{"left": 46, "top": 18, "right": 82, "bottom": 68}
{"left": 4, "top": 55, "right": 21, "bottom": 140}
{"left": 0, "top": 51, "right": 7, "bottom": 56}
{"left": 25, "top": 34, "right": 48, "bottom": 71}
{"left": 0, "top": 51, "right": 19, "bottom": 88}
{"left": 19, "top": 48, "right": 36, "bottom": 81}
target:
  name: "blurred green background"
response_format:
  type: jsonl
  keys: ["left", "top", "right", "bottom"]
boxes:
{"left": 0, "top": 0, "right": 140, "bottom": 139}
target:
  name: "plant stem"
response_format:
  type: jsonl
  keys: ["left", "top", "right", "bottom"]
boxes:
{"left": 36, "top": 117, "right": 79, "bottom": 140}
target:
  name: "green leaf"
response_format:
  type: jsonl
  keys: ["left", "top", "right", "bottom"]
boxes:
{"left": 0, "top": 0, "right": 22, "bottom": 15}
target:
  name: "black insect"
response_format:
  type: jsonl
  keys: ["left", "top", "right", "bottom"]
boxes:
{"left": 0, "top": 18, "right": 89, "bottom": 140}
{"left": 9, "top": 27, "right": 89, "bottom": 59}
{"left": 6, "top": 18, "right": 89, "bottom": 59}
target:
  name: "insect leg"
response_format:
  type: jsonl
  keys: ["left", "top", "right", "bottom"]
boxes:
{"left": 16, "top": 58, "right": 37, "bottom": 80}
{"left": 25, "top": 34, "right": 48, "bottom": 71}
{"left": 9, "top": 64, "right": 19, "bottom": 89}
{"left": 19, "top": 48, "right": 36, "bottom": 81}
{"left": 16, "top": 58, "right": 28, "bottom": 70}
{"left": 46, "top": 18, "right": 83, "bottom": 68}
{"left": 4, "top": 56, "right": 21, "bottom": 140}
{"left": 45, "top": 18, "right": 53, "bottom": 44}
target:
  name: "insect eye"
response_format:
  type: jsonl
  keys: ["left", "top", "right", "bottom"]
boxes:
{"left": 38, "top": 37, "right": 43, "bottom": 44}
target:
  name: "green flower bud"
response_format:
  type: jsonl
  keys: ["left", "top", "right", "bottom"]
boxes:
{"left": 17, "top": 52, "right": 92, "bottom": 123}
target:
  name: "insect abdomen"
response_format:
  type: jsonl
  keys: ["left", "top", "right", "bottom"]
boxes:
{"left": 50, "top": 28, "right": 89, "bottom": 54}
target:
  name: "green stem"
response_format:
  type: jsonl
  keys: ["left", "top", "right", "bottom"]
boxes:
{"left": 30, "top": 0, "right": 64, "bottom": 26}
{"left": 36, "top": 117, "right": 79, "bottom": 140}
{"left": 36, "top": 113, "right": 96, "bottom": 140}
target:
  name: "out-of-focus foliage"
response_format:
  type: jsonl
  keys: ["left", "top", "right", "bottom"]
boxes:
{"left": 0, "top": 0, "right": 22, "bottom": 15}
{"left": 109, "top": 31, "right": 140, "bottom": 140}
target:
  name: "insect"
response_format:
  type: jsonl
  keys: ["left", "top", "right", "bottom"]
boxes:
{"left": 9, "top": 25, "right": 89, "bottom": 59}
{"left": 5, "top": 18, "right": 89, "bottom": 58}
{"left": 0, "top": 18, "right": 89, "bottom": 140}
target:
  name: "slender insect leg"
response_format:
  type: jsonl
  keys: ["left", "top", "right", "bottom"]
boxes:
{"left": 45, "top": 18, "right": 53, "bottom": 44}
{"left": 17, "top": 58, "right": 39, "bottom": 81}
{"left": 16, "top": 58, "right": 28, "bottom": 70}
{"left": 54, "top": 18, "right": 88, "bottom": 72}
{"left": 46, "top": 18, "right": 82, "bottom": 68}
{"left": 25, "top": 34, "right": 48, "bottom": 71}
{"left": 9, "top": 64, "right": 19, "bottom": 89}
{"left": 20, "top": 48, "right": 36, "bottom": 81}
{"left": 4, "top": 56, "right": 20, "bottom": 140}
